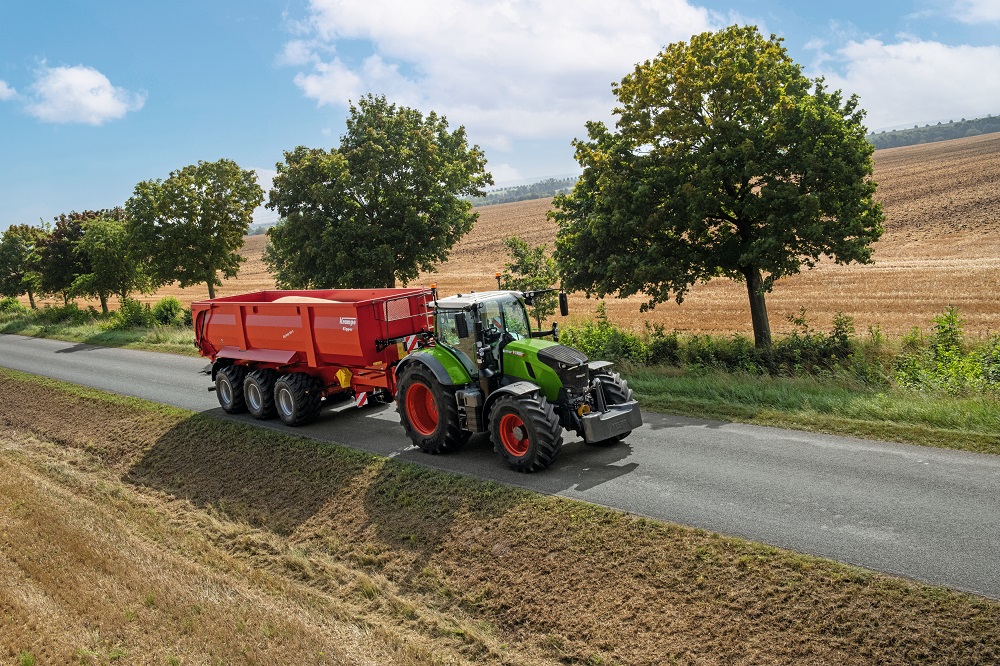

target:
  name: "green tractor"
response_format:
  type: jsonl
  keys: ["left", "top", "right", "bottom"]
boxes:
{"left": 395, "top": 289, "right": 642, "bottom": 472}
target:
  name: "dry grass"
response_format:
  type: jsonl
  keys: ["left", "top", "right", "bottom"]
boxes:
{"left": 2, "top": 368, "right": 999, "bottom": 665}
{"left": 27, "top": 133, "right": 1000, "bottom": 338}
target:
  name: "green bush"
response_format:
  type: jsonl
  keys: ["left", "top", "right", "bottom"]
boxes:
{"left": 182, "top": 307, "right": 193, "bottom": 327}
{"left": 35, "top": 303, "right": 93, "bottom": 326}
{"left": 0, "top": 296, "right": 28, "bottom": 314}
{"left": 151, "top": 296, "right": 184, "bottom": 325}
{"left": 894, "top": 306, "right": 998, "bottom": 396}
{"left": 106, "top": 298, "right": 155, "bottom": 330}
{"left": 559, "top": 302, "right": 648, "bottom": 364}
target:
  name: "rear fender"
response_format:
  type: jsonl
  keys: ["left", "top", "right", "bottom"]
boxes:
{"left": 395, "top": 349, "right": 471, "bottom": 390}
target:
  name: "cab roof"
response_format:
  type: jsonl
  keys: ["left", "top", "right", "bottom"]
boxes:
{"left": 433, "top": 290, "right": 521, "bottom": 309}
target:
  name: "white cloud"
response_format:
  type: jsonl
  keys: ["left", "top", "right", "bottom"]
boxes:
{"left": 285, "top": 0, "right": 721, "bottom": 145}
{"left": 811, "top": 38, "right": 1000, "bottom": 131}
{"left": 26, "top": 65, "right": 145, "bottom": 125}
{"left": 488, "top": 163, "right": 523, "bottom": 186}
{"left": 0, "top": 80, "right": 16, "bottom": 101}
{"left": 950, "top": 0, "right": 1000, "bottom": 24}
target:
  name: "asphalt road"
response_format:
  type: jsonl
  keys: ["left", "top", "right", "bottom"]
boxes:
{"left": 2, "top": 333, "right": 998, "bottom": 599}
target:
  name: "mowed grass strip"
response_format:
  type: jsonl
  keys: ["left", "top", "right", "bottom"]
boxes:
{"left": 1, "top": 367, "right": 998, "bottom": 665}
{"left": 628, "top": 367, "right": 1000, "bottom": 455}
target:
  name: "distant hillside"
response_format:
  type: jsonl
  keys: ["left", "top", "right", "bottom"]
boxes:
{"left": 469, "top": 177, "right": 577, "bottom": 206}
{"left": 868, "top": 115, "right": 1000, "bottom": 150}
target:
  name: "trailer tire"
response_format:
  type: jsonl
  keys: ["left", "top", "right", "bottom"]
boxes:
{"left": 274, "top": 373, "right": 322, "bottom": 426}
{"left": 244, "top": 369, "right": 277, "bottom": 420}
{"left": 587, "top": 371, "right": 634, "bottom": 446}
{"left": 490, "top": 393, "right": 563, "bottom": 472}
{"left": 396, "top": 365, "right": 468, "bottom": 454}
{"left": 216, "top": 365, "right": 247, "bottom": 414}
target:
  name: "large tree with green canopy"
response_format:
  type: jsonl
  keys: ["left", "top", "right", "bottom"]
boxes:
{"left": 264, "top": 94, "right": 492, "bottom": 289}
{"left": 127, "top": 159, "right": 264, "bottom": 299}
{"left": 552, "top": 25, "right": 884, "bottom": 347}
{"left": 0, "top": 224, "right": 46, "bottom": 308}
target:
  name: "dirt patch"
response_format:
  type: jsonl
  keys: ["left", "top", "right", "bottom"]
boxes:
{"left": 2, "top": 370, "right": 998, "bottom": 665}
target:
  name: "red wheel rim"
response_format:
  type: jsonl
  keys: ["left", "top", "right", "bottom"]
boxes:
{"left": 406, "top": 382, "right": 438, "bottom": 436}
{"left": 499, "top": 413, "right": 530, "bottom": 457}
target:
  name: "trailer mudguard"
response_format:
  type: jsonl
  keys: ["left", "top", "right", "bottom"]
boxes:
{"left": 396, "top": 348, "right": 471, "bottom": 387}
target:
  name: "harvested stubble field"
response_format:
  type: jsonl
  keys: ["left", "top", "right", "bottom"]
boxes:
{"left": 2, "top": 368, "right": 998, "bottom": 665}
{"left": 90, "top": 132, "right": 1000, "bottom": 337}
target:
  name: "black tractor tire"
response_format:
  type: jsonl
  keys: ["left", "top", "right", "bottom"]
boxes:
{"left": 396, "top": 365, "right": 469, "bottom": 454}
{"left": 587, "top": 371, "right": 634, "bottom": 446}
{"left": 244, "top": 369, "right": 277, "bottom": 420}
{"left": 490, "top": 393, "right": 563, "bottom": 472}
{"left": 216, "top": 365, "right": 247, "bottom": 414}
{"left": 274, "top": 373, "right": 323, "bottom": 426}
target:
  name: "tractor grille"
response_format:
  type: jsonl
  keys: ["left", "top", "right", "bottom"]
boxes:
{"left": 537, "top": 345, "right": 589, "bottom": 393}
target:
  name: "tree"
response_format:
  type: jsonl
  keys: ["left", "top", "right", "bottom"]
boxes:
{"left": 498, "top": 236, "right": 559, "bottom": 328}
{"left": 72, "top": 214, "right": 152, "bottom": 314}
{"left": 127, "top": 159, "right": 264, "bottom": 298}
{"left": 0, "top": 224, "right": 46, "bottom": 308}
{"left": 265, "top": 94, "right": 492, "bottom": 289}
{"left": 37, "top": 214, "right": 91, "bottom": 305}
{"left": 552, "top": 25, "right": 884, "bottom": 347}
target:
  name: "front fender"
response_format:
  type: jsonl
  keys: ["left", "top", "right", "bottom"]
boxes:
{"left": 483, "top": 381, "right": 542, "bottom": 422}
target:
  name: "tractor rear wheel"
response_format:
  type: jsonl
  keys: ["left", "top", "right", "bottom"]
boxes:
{"left": 244, "top": 369, "right": 277, "bottom": 420}
{"left": 586, "top": 371, "right": 634, "bottom": 446}
{"left": 216, "top": 365, "right": 247, "bottom": 414}
{"left": 396, "top": 365, "right": 468, "bottom": 454}
{"left": 490, "top": 393, "right": 563, "bottom": 472}
{"left": 274, "top": 373, "right": 323, "bottom": 426}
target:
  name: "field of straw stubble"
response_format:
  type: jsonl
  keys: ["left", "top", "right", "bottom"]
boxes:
{"left": 149, "top": 133, "right": 1000, "bottom": 338}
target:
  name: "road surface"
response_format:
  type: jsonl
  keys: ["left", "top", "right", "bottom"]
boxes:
{"left": 1, "top": 333, "right": 998, "bottom": 598}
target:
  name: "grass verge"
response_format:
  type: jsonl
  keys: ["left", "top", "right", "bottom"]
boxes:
{"left": 1, "top": 366, "right": 998, "bottom": 665}
{"left": 627, "top": 366, "right": 1000, "bottom": 455}
{"left": 0, "top": 318, "right": 197, "bottom": 355}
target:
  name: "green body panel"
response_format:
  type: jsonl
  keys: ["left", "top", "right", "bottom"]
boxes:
{"left": 500, "top": 338, "right": 564, "bottom": 402}
{"left": 410, "top": 347, "right": 473, "bottom": 385}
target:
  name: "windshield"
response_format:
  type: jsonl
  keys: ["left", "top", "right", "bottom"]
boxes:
{"left": 479, "top": 294, "right": 530, "bottom": 340}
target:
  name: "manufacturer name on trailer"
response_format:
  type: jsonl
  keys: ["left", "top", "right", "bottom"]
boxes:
{"left": 340, "top": 317, "right": 357, "bottom": 326}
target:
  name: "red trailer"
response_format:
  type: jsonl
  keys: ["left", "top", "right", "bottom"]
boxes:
{"left": 192, "top": 288, "right": 434, "bottom": 425}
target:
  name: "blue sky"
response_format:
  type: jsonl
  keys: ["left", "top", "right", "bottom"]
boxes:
{"left": 1, "top": 0, "right": 998, "bottom": 232}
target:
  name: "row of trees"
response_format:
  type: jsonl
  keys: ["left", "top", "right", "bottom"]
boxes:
{"left": 868, "top": 115, "right": 1000, "bottom": 150}
{"left": 4, "top": 27, "right": 884, "bottom": 350}
{"left": 0, "top": 159, "right": 263, "bottom": 311}
{"left": 467, "top": 177, "right": 577, "bottom": 206}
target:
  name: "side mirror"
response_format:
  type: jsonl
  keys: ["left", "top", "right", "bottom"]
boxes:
{"left": 559, "top": 292, "right": 569, "bottom": 317}
{"left": 455, "top": 313, "right": 469, "bottom": 339}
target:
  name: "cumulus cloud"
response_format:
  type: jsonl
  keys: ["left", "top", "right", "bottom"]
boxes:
{"left": 284, "top": 0, "right": 721, "bottom": 148}
{"left": 0, "top": 80, "right": 16, "bottom": 101}
{"left": 26, "top": 65, "right": 146, "bottom": 125}
{"left": 949, "top": 0, "right": 1000, "bottom": 24}
{"left": 812, "top": 38, "right": 1000, "bottom": 130}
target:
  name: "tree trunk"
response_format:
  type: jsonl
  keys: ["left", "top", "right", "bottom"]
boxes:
{"left": 61, "top": 292, "right": 69, "bottom": 306}
{"left": 207, "top": 281, "right": 216, "bottom": 299}
{"left": 27, "top": 290, "right": 36, "bottom": 309}
{"left": 99, "top": 292, "right": 109, "bottom": 315}
{"left": 742, "top": 266, "right": 772, "bottom": 348}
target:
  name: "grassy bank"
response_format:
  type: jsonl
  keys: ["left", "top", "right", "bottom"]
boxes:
{"left": 1, "top": 367, "right": 998, "bottom": 665}
{"left": 627, "top": 367, "right": 1000, "bottom": 454}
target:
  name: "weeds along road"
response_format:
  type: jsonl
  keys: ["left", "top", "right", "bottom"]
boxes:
{"left": 1, "top": 332, "right": 998, "bottom": 599}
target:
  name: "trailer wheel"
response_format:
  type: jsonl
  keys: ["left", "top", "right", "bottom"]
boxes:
{"left": 244, "top": 369, "right": 277, "bottom": 420}
{"left": 216, "top": 365, "right": 247, "bottom": 413}
{"left": 490, "top": 393, "right": 563, "bottom": 472}
{"left": 396, "top": 365, "right": 468, "bottom": 454}
{"left": 587, "top": 371, "right": 634, "bottom": 446}
{"left": 274, "top": 373, "right": 322, "bottom": 426}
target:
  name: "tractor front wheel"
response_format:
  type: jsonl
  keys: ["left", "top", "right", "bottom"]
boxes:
{"left": 490, "top": 393, "right": 563, "bottom": 472}
{"left": 586, "top": 371, "right": 635, "bottom": 446}
{"left": 396, "top": 366, "right": 468, "bottom": 454}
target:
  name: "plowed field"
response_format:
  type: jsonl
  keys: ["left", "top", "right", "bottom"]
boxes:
{"left": 137, "top": 132, "right": 1000, "bottom": 336}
